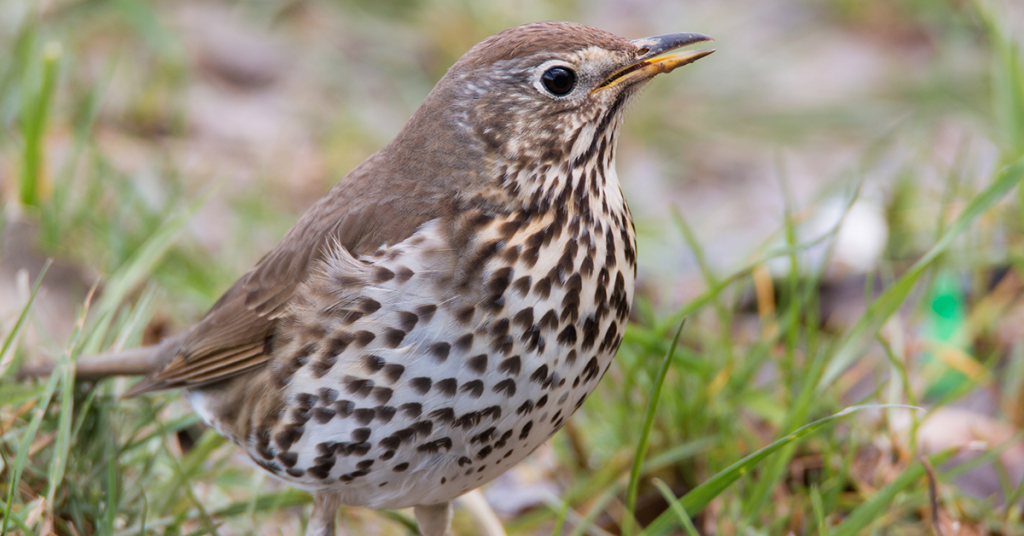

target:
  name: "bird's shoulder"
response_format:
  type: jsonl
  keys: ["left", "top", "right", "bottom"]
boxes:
{"left": 125, "top": 164, "right": 458, "bottom": 396}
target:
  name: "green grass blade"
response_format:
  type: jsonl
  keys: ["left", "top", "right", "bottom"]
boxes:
{"left": 640, "top": 405, "right": 918, "bottom": 536}
{"left": 0, "top": 259, "right": 51, "bottom": 379}
{"left": 650, "top": 478, "right": 700, "bottom": 536}
{"left": 19, "top": 41, "right": 60, "bottom": 207}
{"left": 623, "top": 318, "right": 686, "bottom": 536}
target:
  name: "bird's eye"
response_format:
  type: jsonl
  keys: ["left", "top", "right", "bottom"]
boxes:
{"left": 541, "top": 67, "right": 576, "bottom": 95}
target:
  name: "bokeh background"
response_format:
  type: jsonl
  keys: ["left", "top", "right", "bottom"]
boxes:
{"left": 3, "top": 0, "right": 1024, "bottom": 534}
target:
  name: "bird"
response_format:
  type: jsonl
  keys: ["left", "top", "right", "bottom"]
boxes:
{"left": 27, "top": 21, "right": 713, "bottom": 536}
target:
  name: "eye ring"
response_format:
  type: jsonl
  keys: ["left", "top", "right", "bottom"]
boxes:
{"left": 541, "top": 66, "right": 576, "bottom": 96}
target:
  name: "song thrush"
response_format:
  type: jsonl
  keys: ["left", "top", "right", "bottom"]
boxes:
{"left": 50, "top": 21, "right": 713, "bottom": 535}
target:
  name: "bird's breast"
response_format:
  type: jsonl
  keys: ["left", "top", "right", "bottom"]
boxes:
{"left": 219, "top": 201, "right": 635, "bottom": 508}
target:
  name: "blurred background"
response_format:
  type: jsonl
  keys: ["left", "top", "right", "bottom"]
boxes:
{"left": 2, "top": 0, "right": 1024, "bottom": 534}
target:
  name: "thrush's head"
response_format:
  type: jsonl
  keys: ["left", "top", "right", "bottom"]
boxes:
{"left": 380, "top": 22, "right": 713, "bottom": 211}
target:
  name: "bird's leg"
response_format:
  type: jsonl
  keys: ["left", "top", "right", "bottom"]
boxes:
{"left": 414, "top": 502, "right": 452, "bottom": 536}
{"left": 306, "top": 492, "right": 341, "bottom": 536}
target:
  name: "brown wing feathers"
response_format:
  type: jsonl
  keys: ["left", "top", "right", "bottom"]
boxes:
{"left": 122, "top": 189, "right": 449, "bottom": 396}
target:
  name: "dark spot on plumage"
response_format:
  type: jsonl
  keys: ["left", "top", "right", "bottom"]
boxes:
{"left": 310, "top": 358, "right": 336, "bottom": 379}
{"left": 580, "top": 254, "right": 595, "bottom": 278}
{"left": 350, "top": 332, "right": 374, "bottom": 348}
{"left": 393, "top": 463, "right": 410, "bottom": 472}
{"left": 484, "top": 292, "right": 506, "bottom": 314}
{"left": 521, "top": 324, "right": 542, "bottom": 352}
{"left": 512, "top": 307, "right": 536, "bottom": 330}
{"left": 295, "top": 392, "right": 316, "bottom": 410}
{"left": 573, "top": 375, "right": 581, "bottom": 388}
{"left": 274, "top": 425, "right": 303, "bottom": 451}
{"left": 581, "top": 317, "right": 599, "bottom": 351}
{"left": 344, "top": 376, "right": 374, "bottom": 398}
{"left": 351, "top": 427, "right": 372, "bottom": 443}
{"left": 371, "top": 386, "right": 393, "bottom": 404}
{"left": 525, "top": 228, "right": 544, "bottom": 250}
{"left": 396, "top": 310, "right": 419, "bottom": 332}
{"left": 435, "top": 377, "right": 458, "bottom": 397}
{"left": 536, "top": 394, "right": 549, "bottom": 409}
{"left": 349, "top": 442, "right": 371, "bottom": 457}
{"left": 482, "top": 405, "right": 502, "bottom": 421}
{"left": 519, "top": 420, "right": 535, "bottom": 440}
{"left": 454, "top": 333, "right": 474, "bottom": 353}
{"left": 398, "top": 403, "right": 421, "bottom": 418}
{"left": 489, "top": 267, "right": 513, "bottom": 294}
{"left": 354, "top": 407, "right": 375, "bottom": 424}
{"left": 600, "top": 323, "right": 619, "bottom": 353}
{"left": 557, "top": 249, "right": 574, "bottom": 279}
{"left": 379, "top": 363, "right": 405, "bottom": 384}
{"left": 491, "top": 318, "right": 510, "bottom": 339}
{"left": 583, "top": 356, "right": 601, "bottom": 383}
{"left": 382, "top": 328, "right": 406, "bottom": 348}
{"left": 313, "top": 405, "right": 335, "bottom": 424}
{"left": 355, "top": 459, "right": 374, "bottom": 470}
{"left": 373, "top": 266, "right": 395, "bottom": 283}
{"left": 521, "top": 245, "right": 540, "bottom": 268}
{"left": 498, "top": 219, "right": 523, "bottom": 239}
{"left": 394, "top": 265, "right": 415, "bottom": 284}
{"left": 308, "top": 460, "right": 335, "bottom": 480}
{"left": 467, "top": 354, "right": 488, "bottom": 375}
{"left": 461, "top": 380, "right": 484, "bottom": 398}
{"left": 557, "top": 324, "right": 578, "bottom": 347}
{"left": 530, "top": 364, "right": 549, "bottom": 385}
{"left": 471, "top": 427, "right": 496, "bottom": 445}
{"left": 557, "top": 392, "right": 570, "bottom": 405}
{"left": 605, "top": 235, "right": 617, "bottom": 270}
{"left": 498, "top": 355, "right": 521, "bottom": 376}
{"left": 565, "top": 349, "right": 578, "bottom": 367}
{"left": 332, "top": 399, "right": 355, "bottom": 418}
{"left": 560, "top": 292, "right": 580, "bottom": 323}
{"left": 411, "top": 420, "right": 433, "bottom": 438}
{"left": 277, "top": 451, "right": 298, "bottom": 468}
{"left": 516, "top": 400, "right": 534, "bottom": 416}
{"left": 575, "top": 394, "right": 588, "bottom": 411}
{"left": 456, "top": 305, "right": 476, "bottom": 325}
{"left": 380, "top": 450, "right": 395, "bottom": 461}
{"left": 358, "top": 297, "right": 381, "bottom": 315}
{"left": 376, "top": 406, "right": 396, "bottom": 423}
{"left": 495, "top": 334, "right": 515, "bottom": 355}
{"left": 286, "top": 468, "right": 305, "bottom": 477}
{"left": 533, "top": 277, "right": 552, "bottom": 300}
{"left": 410, "top": 377, "right": 432, "bottom": 394}
{"left": 428, "top": 342, "right": 450, "bottom": 363}
{"left": 454, "top": 411, "right": 482, "bottom": 429}
{"left": 511, "top": 276, "right": 532, "bottom": 297}
{"left": 414, "top": 303, "right": 438, "bottom": 324}
{"left": 418, "top": 437, "right": 453, "bottom": 454}
{"left": 493, "top": 378, "right": 516, "bottom": 397}
{"left": 293, "top": 342, "right": 318, "bottom": 368}
{"left": 340, "top": 473, "right": 354, "bottom": 482}
{"left": 379, "top": 436, "right": 400, "bottom": 451}
{"left": 362, "top": 354, "right": 386, "bottom": 373}
{"left": 500, "top": 244, "right": 522, "bottom": 264}
{"left": 477, "top": 445, "right": 494, "bottom": 460}
{"left": 594, "top": 286, "right": 609, "bottom": 315}
{"left": 427, "top": 407, "right": 454, "bottom": 424}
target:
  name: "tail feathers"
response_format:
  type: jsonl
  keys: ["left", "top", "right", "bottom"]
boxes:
{"left": 18, "top": 345, "right": 163, "bottom": 380}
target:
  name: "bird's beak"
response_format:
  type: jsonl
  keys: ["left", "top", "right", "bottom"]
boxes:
{"left": 595, "top": 32, "right": 714, "bottom": 92}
